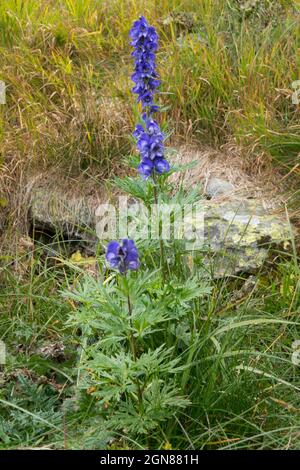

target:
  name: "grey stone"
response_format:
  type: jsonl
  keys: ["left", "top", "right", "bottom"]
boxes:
{"left": 201, "top": 199, "right": 292, "bottom": 276}
{"left": 205, "top": 176, "right": 235, "bottom": 199}
{"left": 28, "top": 185, "right": 293, "bottom": 277}
{"left": 28, "top": 185, "right": 98, "bottom": 255}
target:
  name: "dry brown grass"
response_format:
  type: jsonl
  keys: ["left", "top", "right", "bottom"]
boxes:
{"left": 169, "top": 143, "right": 293, "bottom": 210}
{"left": 1, "top": 0, "right": 299, "bottom": 248}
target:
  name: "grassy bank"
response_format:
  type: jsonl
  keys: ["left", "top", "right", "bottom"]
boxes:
{"left": 0, "top": 241, "right": 300, "bottom": 449}
{"left": 0, "top": 0, "right": 300, "bottom": 180}
{"left": 1, "top": 0, "right": 300, "bottom": 451}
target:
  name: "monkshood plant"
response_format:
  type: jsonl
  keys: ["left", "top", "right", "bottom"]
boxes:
{"left": 65, "top": 17, "right": 211, "bottom": 445}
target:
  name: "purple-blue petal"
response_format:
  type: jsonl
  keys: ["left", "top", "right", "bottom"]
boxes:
{"left": 106, "top": 241, "right": 120, "bottom": 258}
{"left": 138, "top": 158, "right": 154, "bottom": 179}
{"left": 154, "top": 158, "right": 170, "bottom": 174}
{"left": 105, "top": 239, "right": 139, "bottom": 273}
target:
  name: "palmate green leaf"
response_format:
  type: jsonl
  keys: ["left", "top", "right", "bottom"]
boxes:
{"left": 95, "top": 335, "right": 127, "bottom": 350}
{"left": 108, "top": 380, "right": 190, "bottom": 435}
{"left": 164, "top": 182, "right": 203, "bottom": 206}
{"left": 113, "top": 176, "right": 154, "bottom": 204}
{"left": 64, "top": 274, "right": 119, "bottom": 309}
{"left": 78, "top": 350, "right": 136, "bottom": 404}
{"left": 132, "top": 345, "right": 184, "bottom": 376}
{"left": 68, "top": 304, "right": 129, "bottom": 342}
{"left": 65, "top": 416, "right": 112, "bottom": 451}
{"left": 155, "top": 276, "right": 211, "bottom": 316}
{"left": 65, "top": 274, "right": 129, "bottom": 328}
{"left": 113, "top": 168, "right": 202, "bottom": 207}
{"left": 66, "top": 268, "right": 189, "bottom": 345}
{"left": 131, "top": 301, "right": 171, "bottom": 338}
{"left": 143, "top": 379, "right": 190, "bottom": 410}
{"left": 67, "top": 305, "right": 105, "bottom": 335}
{"left": 171, "top": 321, "right": 192, "bottom": 347}
{"left": 77, "top": 345, "right": 186, "bottom": 410}
{"left": 121, "top": 269, "right": 160, "bottom": 299}
{"left": 166, "top": 155, "right": 199, "bottom": 176}
{"left": 83, "top": 345, "right": 182, "bottom": 381}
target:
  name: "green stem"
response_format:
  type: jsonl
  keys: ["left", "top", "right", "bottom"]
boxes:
{"left": 153, "top": 178, "right": 166, "bottom": 284}
{"left": 126, "top": 285, "right": 143, "bottom": 409}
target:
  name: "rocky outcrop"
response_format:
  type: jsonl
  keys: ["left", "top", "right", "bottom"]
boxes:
{"left": 202, "top": 199, "right": 292, "bottom": 276}
{"left": 27, "top": 174, "right": 293, "bottom": 276}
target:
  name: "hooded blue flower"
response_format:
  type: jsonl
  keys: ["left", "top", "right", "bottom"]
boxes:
{"left": 133, "top": 114, "right": 170, "bottom": 179}
{"left": 130, "top": 17, "right": 170, "bottom": 179}
{"left": 137, "top": 157, "right": 170, "bottom": 179}
{"left": 130, "top": 16, "right": 160, "bottom": 110}
{"left": 106, "top": 239, "right": 140, "bottom": 273}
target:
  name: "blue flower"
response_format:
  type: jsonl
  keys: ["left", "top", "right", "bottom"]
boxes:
{"left": 135, "top": 115, "right": 164, "bottom": 154}
{"left": 130, "top": 17, "right": 170, "bottom": 179}
{"left": 129, "top": 16, "right": 159, "bottom": 110}
{"left": 132, "top": 123, "right": 144, "bottom": 139}
{"left": 137, "top": 158, "right": 154, "bottom": 179}
{"left": 133, "top": 114, "right": 169, "bottom": 179}
{"left": 137, "top": 132, "right": 164, "bottom": 160}
{"left": 154, "top": 157, "right": 170, "bottom": 174}
{"left": 130, "top": 17, "right": 158, "bottom": 52}
{"left": 106, "top": 239, "right": 140, "bottom": 273}
{"left": 138, "top": 157, "right": 170, "bottom": 179}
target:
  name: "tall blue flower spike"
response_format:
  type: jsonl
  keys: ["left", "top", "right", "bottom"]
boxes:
{"left": 106, "top": 239, "right": 140, "bottom": 273}
{"left": 130, "top": 16, "right": 160, "bottom": 111}
{"left": 130, "top": 16, "right": 170, "bottom": 179}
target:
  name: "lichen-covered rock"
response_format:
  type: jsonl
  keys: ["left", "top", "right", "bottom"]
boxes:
{"left": 28, "top": 183, "right": 293, "bottom": 277}
{"left": 29, "top": 187, "right": 96, "bottom": 235}
{"left": 202, "top": 199, "right": 292, "bottom": 276}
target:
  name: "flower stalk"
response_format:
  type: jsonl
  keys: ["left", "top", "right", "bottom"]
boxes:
{"left": 153, "top": 177, "right": 166, "bottom": 283}
{"left": 130, "top": 16, "right": 170, "bottom": 180}
{"left": 126, "top": 286, "right": 143, "bottom": 410}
